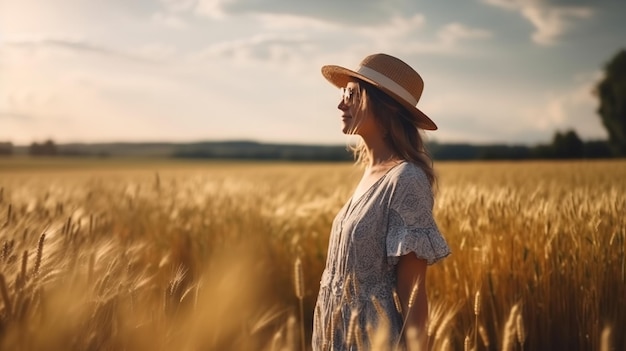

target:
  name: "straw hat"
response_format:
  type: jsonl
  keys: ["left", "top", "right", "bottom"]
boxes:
{"left": 321, "top": 53, "right": 437, "bottom": 130}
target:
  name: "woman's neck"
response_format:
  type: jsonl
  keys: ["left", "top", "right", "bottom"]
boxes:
{"left": 360, "top": 134, "right": 400, "bottom": 168}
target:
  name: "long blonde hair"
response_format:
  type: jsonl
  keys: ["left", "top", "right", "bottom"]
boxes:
{"left": 349, "top": 80, "right": 436, "bottom": 187}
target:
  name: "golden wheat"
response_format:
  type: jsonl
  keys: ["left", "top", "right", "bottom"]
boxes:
{"left": 0, "top": 159, "right": 623, "bottom": 350}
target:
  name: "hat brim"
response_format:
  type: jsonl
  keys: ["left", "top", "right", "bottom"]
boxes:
{"left": 321, "top": 65, "right": 437, "bottom": 131}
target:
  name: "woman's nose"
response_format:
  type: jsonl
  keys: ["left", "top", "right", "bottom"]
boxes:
{"left": 338, "top": 99, "right": 348, "bottom": 110}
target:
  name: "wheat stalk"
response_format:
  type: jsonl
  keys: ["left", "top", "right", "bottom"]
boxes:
{"left": 515, "top": 311, "right": 526, "bottom": 349}
{"left": 17, "top": 250, "right": 28, "bottom": 291}
{"left": 354, "top": 325, "right": 365, "bottom": 351}
{"left": 474, "top": 291, "right": 480, "bottom": 349}
{"left": 341, "top": 275, "right": 353, "bottom": 302}
{"left": 396, "top": 279, "right": 420, "bottom": 350}
{"left": 600, "top": 325, "right": 612, "bottom": 351}
{"left": 270, "top": 328, "right": 283, "bottom": 351}
{"left": 0, "top": 273, "right": 12, "bottom": 316}
{"left": 478, "top": 324, "right": 489, "bottom": 347}
{"left": 502, "top": 304, "right": 520, "bottom": 351}
{"left": 286, "top": 315, "right": 297, "bottom": 351}
{"left": 434, "top": 310, "right": 455, "bottom": 342}
{"left": 370, "top": 295, "right": 390, "bottom": 330}
{"left": 329, "top": 306, "right": 342, "bottom": 350}
{"left": 5, "top": 204, "right": 12, "bottom": 226}
{"left": 405, "top": 326, "right": 420, "bottom": 351}
{"left": 346, "top": 308, "right": 358, "bottom": 347}
{"left": 33, "top": 233, "right": 45, "bottom": 276}
{"left": 63, "top": 216, "right": 72, "bottom": 236}
{"left": 440, "top": 337, "right": 451, "bottom": 351}
{"left": 293, "top": 257, "right": 305, "bottom": 351}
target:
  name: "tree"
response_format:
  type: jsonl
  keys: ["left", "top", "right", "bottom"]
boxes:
{"left": 595, "top": 49, "right": 626, "bottom": 156}
{"left": 552, "top": 131, "right": 567, "bottom": 158}
{"left": 551, "top": 130, "right": 584, "bottom": 158}
{"left": 583, "top": 140, "right": 612, "bottom": 158}
{"left": 29, "top": 139, "right": 58, "bottom": 156}
{"left": 562, "top": 130, "right": 584, "bottom": 158}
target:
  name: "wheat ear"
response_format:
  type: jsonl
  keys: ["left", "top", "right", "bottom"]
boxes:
{"left": 392, "top": 289, "right": 403, "bottom": 314}
{"left": 473, "top": 291, "right": 480, "bottom": 349}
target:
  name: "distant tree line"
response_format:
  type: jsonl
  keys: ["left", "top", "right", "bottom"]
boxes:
{"left": 0, "top": 133, "right": 616, "bottom": 161}
{"left": 0, "top": 142, "right": 13, "bottom": 156}
{"left": 166, "top": 131, "right": 614, "bottom": 161}
{"left": 29, "top": 140, "right": 58, "bottom": 156}
{"left": 172, "top": 142, "right": 353, "bottom": 161}
{"left": 0, "top": 139, "right": 64, "bottom": 156}
{"left": 430, "top": 130, "right": 612, "bottom": 161}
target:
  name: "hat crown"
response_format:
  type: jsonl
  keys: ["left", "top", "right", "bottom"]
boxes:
{"left": 359, "top": 53, "right": 424, "bottom": 103}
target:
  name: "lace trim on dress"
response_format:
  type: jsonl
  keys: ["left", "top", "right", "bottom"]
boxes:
{"left": 386, "top": 208, "right": 451, "bottom": 265}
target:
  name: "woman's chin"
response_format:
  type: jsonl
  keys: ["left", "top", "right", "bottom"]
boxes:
{"left": 341, "top": 122, "right": 356, "bottom": 135}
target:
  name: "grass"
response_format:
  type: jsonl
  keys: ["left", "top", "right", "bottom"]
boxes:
{"left": 0, "top": 158, "right": 624, "bottom": 350}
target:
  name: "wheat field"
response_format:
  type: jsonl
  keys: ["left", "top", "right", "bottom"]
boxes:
{"left": 0, "top": 158, "right": 624, "bottom": 351}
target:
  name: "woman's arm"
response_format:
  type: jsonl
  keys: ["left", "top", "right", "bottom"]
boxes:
{"left": 396, "top": 253, "right": 428, "bottom": 351}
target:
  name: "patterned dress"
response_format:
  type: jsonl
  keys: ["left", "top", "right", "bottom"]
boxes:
{"left": 312, "top": 162, "right": 450, "bottom": 351}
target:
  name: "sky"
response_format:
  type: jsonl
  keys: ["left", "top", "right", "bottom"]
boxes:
{"left": 1, "top": 0, "right": 625, "bottom": 146}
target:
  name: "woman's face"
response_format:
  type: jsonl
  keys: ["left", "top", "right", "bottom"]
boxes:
{"left": 338, "top": 81, "right": 379, "bottom": 138}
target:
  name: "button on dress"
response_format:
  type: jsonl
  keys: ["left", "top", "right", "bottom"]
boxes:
{"left": 312, "top": 162, "right": 450, "bottom": 351}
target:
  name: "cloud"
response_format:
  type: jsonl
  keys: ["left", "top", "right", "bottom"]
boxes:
{"left": 188, "top": 14, "right": 492, "bottom": 78}
{"left": 152, "top": 12, "right": 188, "bottom": 29}
{"left": 355, "top": 17, "right": 492, "bottom": 56}
{"left": 482, "top": 0, "right": 593, "bottom": 45}
{"left": 1, "top": 90, "right": 54, "bottom": 110}
{"left": 132, "top": 43, "right": 179, "bottom": 61}
{"left": 159, "top": 0, "right": 197, "bottom": 12}
{"left": 157, "top": 0, "right": 246, "bottom": 21}
{"left": 520, "top": 71, "right": 606, "bottom": 139}
{"left": 418, "top": 68, "right": 607, "bottom": 144}
{"left": 0, "top": 112, "right": 37, "bottom": 122}
{"left": 355, "top": 14, "right": 426, "bottom": 41}
{"left": 158, "top": 0, "right": 411, "bottom": 25}
{"left": 193, "top": 33, "right": 316, "bottom": 66}
{"left": 438, "top": 23, "right": 493, "bottom": 44}
{"left": 4, "top": 38, "right": 159, "bottom": 63}
{"left": 253, "top": 13, "right": 339, "bottom": 31}
{"left": 195, "top": 0, "right": 235, "bottom": 19}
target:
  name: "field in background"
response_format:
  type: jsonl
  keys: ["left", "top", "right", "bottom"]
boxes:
{"left": 0, "top": 158, "right": 624, "bottom": 350}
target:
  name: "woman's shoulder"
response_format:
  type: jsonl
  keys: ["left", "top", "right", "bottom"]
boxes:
{"left": 388, "top": 162, "right": 435, "bottom": 209}
{"left": 390, "top": 161, "right": 430, "bottom": 186}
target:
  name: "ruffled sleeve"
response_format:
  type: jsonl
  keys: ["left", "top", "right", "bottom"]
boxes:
{"left": 386, "top": 165, "right": 450, "bottom": 265}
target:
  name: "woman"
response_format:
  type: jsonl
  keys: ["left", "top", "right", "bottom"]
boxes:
{"left": 312, "top": 53, "right": 451, "bottom": 351}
